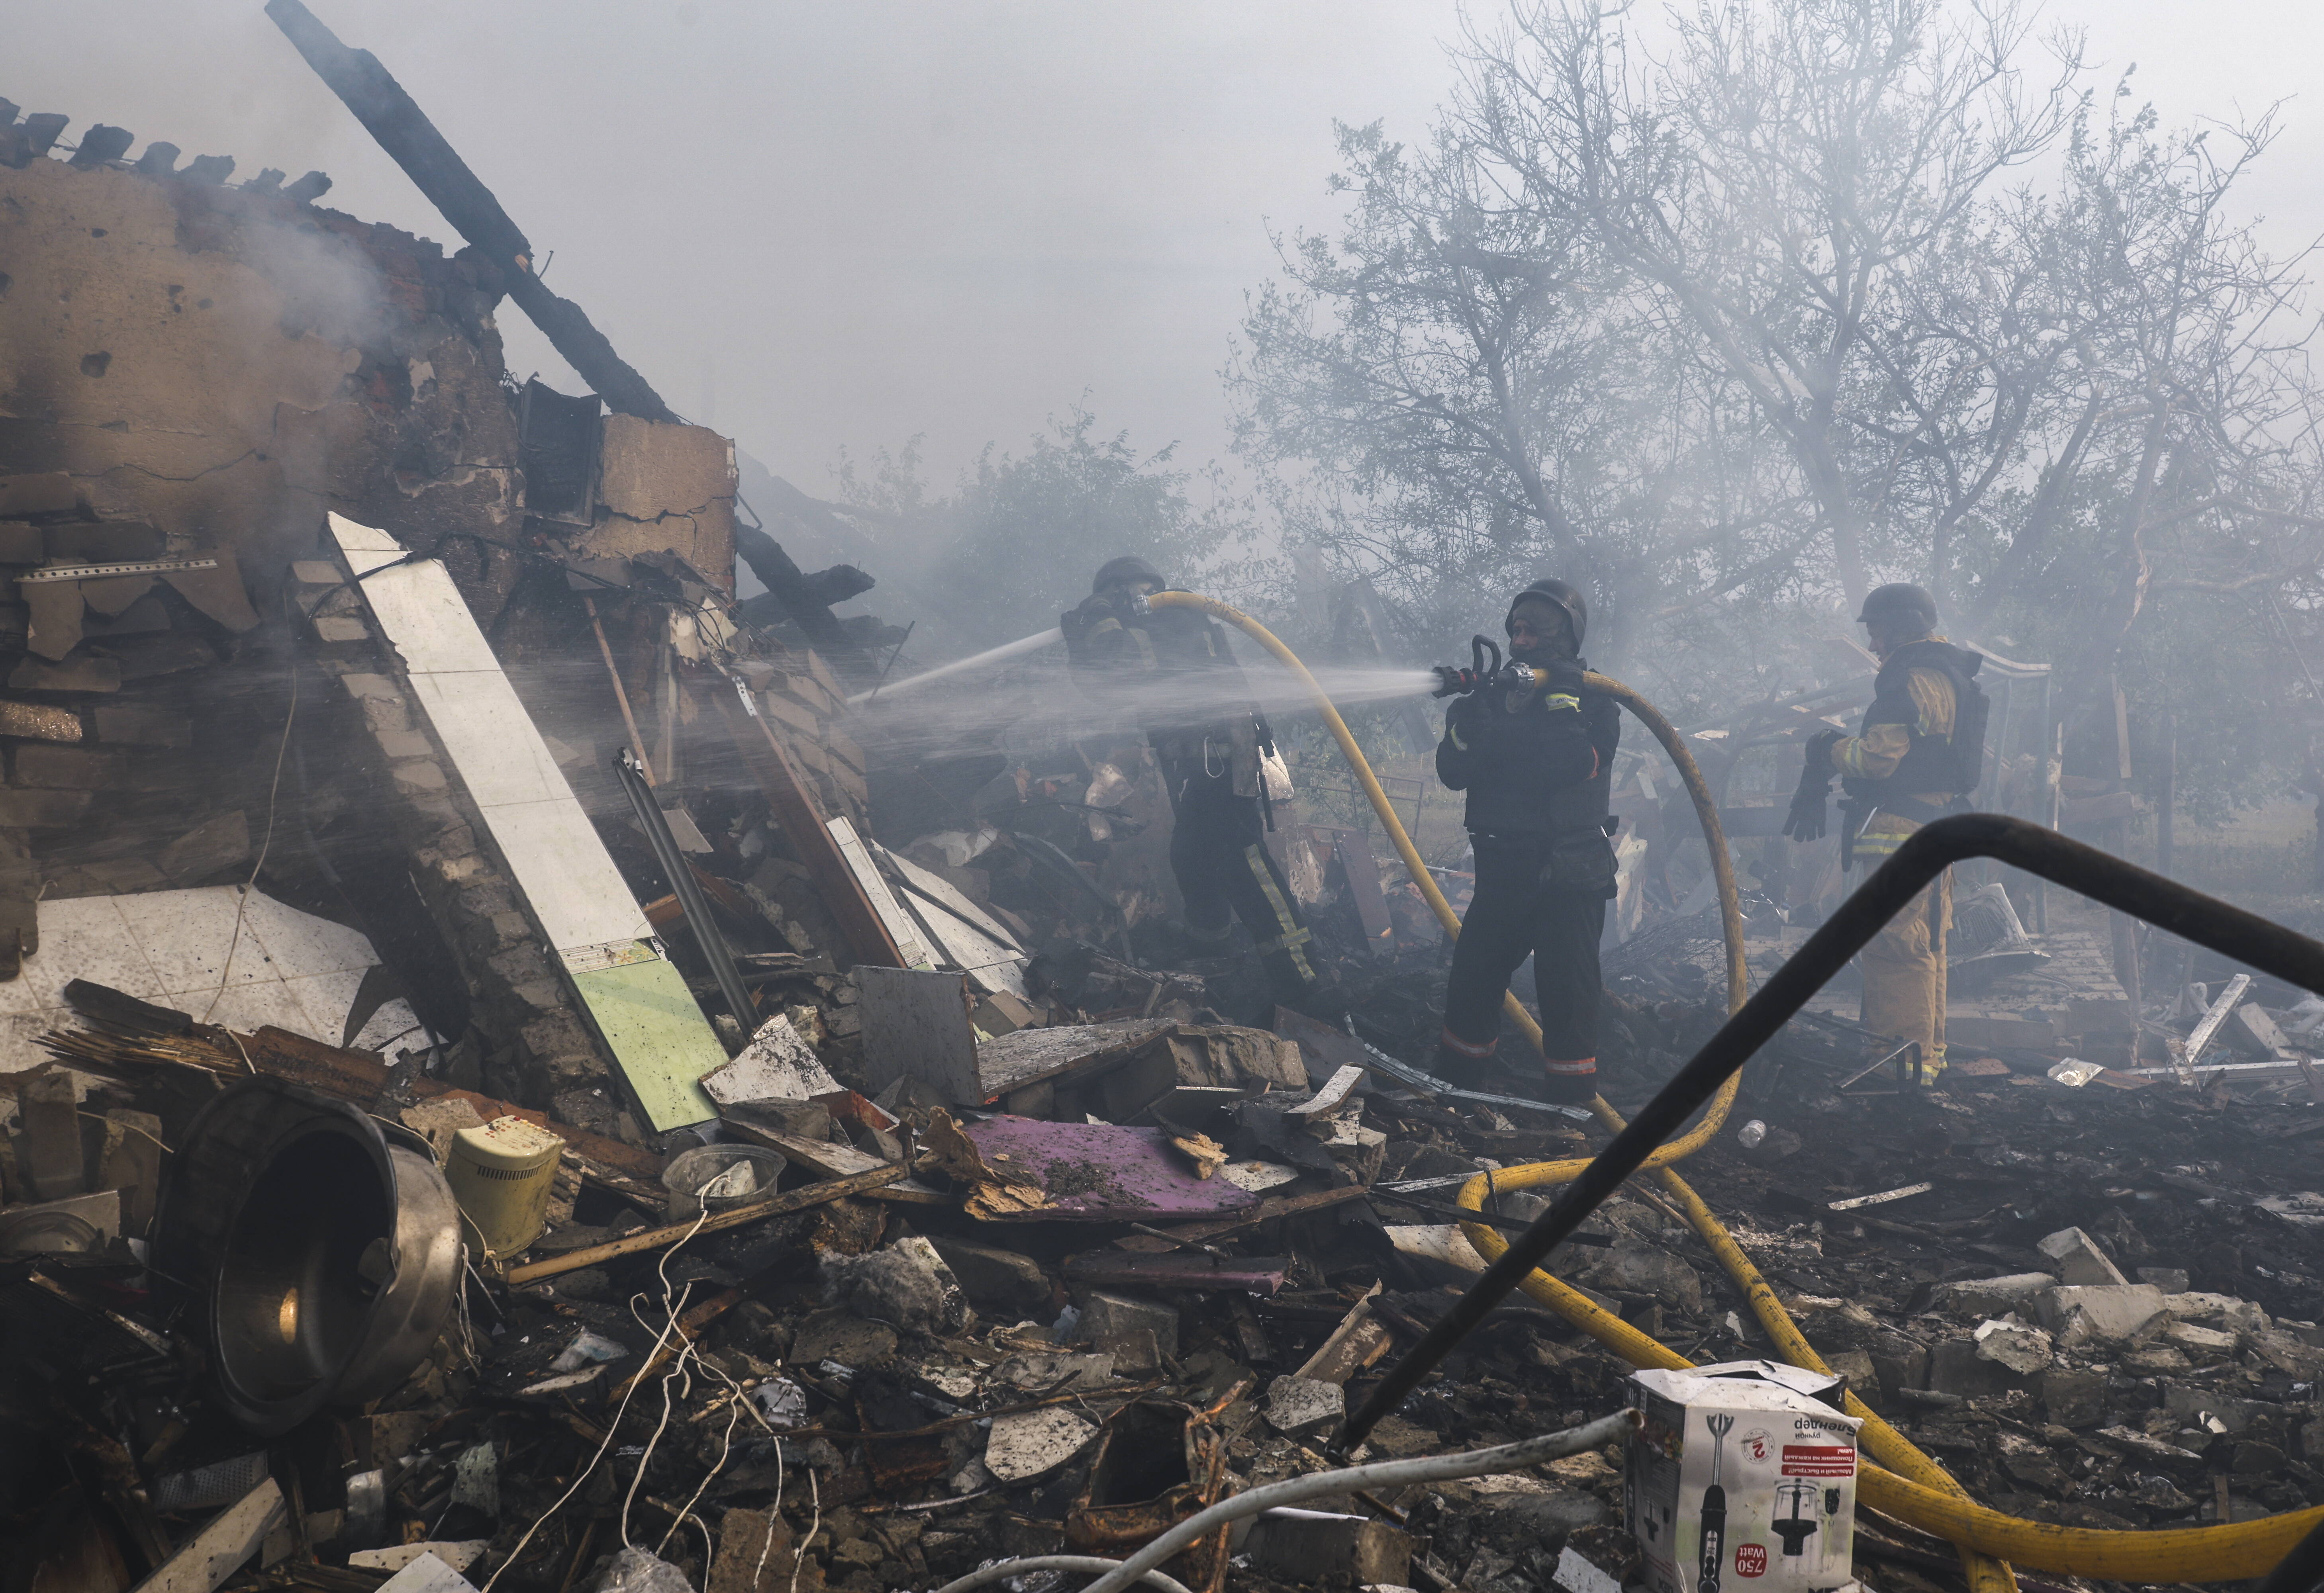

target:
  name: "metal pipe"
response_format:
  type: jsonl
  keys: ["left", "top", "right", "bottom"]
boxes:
{"left": 612, "top": 748, "right": 756, "bottom": 1030}
{"left": 1340, "top": 812, "right": 2324, "bottom": 1452}
{"left": 1077, "top": 1410, "right": 1640, "bottom": 1593}
{"left": 585, "top": 597, "right": 655, "bottom": 785}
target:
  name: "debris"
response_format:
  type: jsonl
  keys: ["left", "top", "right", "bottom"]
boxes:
{"left": 589, "top": 1548, "right": 694, "bottom": 1593}
{"left": 125, "top": 1478, "right": 285, "bottom": 1593}
{"left": 1264, "top": 1374, "right": 1346, "bottom": 1439}
{"left": 702, "top": 1014, "right": 844, "bottom": 1104}
{"left": 984, "top": 1407, "right": 1099, "bottom": 1482}
{"left": 1972, "top": 1314, "right": 2055, "bottom": 1374}
{"left": 822, "top": 1245, "right": 963, "bottom": 1337}
{"left": 504, "top": 1163, "right": 905, "bottom": 1282}
{"left": 1064, "top": 1250, "right": 1289, "bottom": 1296}
{"left": 929, "top": 1235, "right": 1055, "bottom": 1316}
{"left": 1080, "top": 1290, "right": 1183, "bottom": 1364}
{"left": 1928, "top": 1272, "right": 2054, "bottom": 1317}
{"left": 349, "top": 1542, "right": 490, "bottom": 1573}
{"left": 2036, "top": 1224, "right": 2130, "bottom": 1285}
{"left": 1240, "top": 1510, "right": 1413, "bottom": 1588}
{"left": 1824, "top": 1180, "right": 1933, "bottom": 1211}
{"left": 2034, "top": 1283, "right": 2171, "bottom": 1346}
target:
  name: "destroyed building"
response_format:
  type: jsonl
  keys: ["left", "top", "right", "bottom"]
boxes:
{"left": 10, "top": 16, "right": 2324, "bottom": 1593}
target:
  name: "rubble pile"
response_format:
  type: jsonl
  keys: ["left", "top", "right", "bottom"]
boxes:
{"left": 15, "top": 917, "right": 2324, "bottom": 1593}
{"left": 10, "top": 49, "right": 2324, "bottom": 1593}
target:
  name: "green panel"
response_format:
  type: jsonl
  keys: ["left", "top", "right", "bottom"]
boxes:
{"left": 570, "top": 957, "right": 726, "bottom": 1131}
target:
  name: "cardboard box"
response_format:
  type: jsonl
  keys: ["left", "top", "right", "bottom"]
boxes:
{"left": 1626, "top": 1368, "right": 1862, "bottom": 1593}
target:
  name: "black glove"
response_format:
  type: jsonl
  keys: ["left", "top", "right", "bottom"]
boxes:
{"left": 1536, "top": 656, "right": 1587, "bottom": 701}
{"left": 1445, "top": 692, "right": 1489, "bottom": 744}
{"left": 1782, "top": 730, "right": 1843, "bottom": 842}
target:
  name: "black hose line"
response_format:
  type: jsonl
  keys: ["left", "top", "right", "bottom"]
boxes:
{"left": 2260, "top": 1515, "right": 2324, "bottom": 1593}
{"left": 1337, "top": 812, "right": 2324, "bottom": 1452}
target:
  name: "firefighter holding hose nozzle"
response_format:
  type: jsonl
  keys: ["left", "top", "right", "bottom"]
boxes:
{"left": 1783, "top": 582, "right": 1988, "bottom": 1084}
{"left": 1063, "top": 556, "right": 1323, "bottom": 1006}
{"left": 1432, "top": 579, "right": 1621, "bottom": 1105}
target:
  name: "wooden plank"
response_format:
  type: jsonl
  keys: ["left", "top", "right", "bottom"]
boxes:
{"left": 974, "top": 1018, "right": 1177, "bottom": 1102}
{"left": 126, "top": 1478, "right": 284, "bottom": 1593}
{"left": 718, "top": 1119, "right": 947, "bottom": 1203}
{"left": 828, "top": 817, "right": 933, "bottom": 967}
{"left": 505, "top": 1163, "right": 904, "bottom": 1282}
{"left": 881, "top": 844, "right": 1024, "bottom": 951}
{"left": 695, "top": 671, "right": 905, "bottom": 968}
{"left": 1113, "top": 1184, "right": 1370, "bottom": 1251}
{"left": 896, "top": 887, "right": 1027, "bottom": 999}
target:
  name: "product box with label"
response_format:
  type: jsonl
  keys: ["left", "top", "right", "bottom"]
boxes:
{"left": 1624, "top": 1367, "right": 1862, "bottom": 1593}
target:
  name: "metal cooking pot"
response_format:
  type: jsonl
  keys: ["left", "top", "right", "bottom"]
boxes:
{"left": 153, "top": 1077, "right": 460, "bottom": 1435}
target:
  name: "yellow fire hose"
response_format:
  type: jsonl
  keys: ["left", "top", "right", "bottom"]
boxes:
{"left": 1149, "top": 591, "right": 2324, "bottom": 1584}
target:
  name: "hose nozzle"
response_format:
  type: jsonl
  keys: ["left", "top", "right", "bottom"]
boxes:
{"left": 1432, "top": 635, "right": 1545, "bottom": 696}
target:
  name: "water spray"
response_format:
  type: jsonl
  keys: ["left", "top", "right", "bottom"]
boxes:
{"left": 842, "top": 625, "right": 1063, "bottom": 706}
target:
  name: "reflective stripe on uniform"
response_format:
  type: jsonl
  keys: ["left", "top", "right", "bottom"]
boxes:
{"left": 1544, "top": 1056, "right": 1597, "bottom": 1075}
{"left": 1244, "top": 844, "right": 1317, "bottom": 983}
{"left": 1440, "top": 1027, "right": 1497, "bottom": 1058}
{"left": 1544, "top": 693, "right": 1581, "bottom": 713}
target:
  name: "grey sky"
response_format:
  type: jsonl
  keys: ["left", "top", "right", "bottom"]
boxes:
{"left": 14, "top": 1, "right": 2324, "bottom": 503}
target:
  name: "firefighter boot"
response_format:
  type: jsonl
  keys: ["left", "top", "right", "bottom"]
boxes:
{"left": 1542, "top": 1055, "right": 1598, "bottom": 1106}
{"left": 1432, "top": 1029, "right": 1499, "bottom": 1089}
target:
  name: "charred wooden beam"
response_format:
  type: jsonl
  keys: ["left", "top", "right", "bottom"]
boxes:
{"left": 735, "top": 523, "right": 868, "bottom": 660}
{"left": 265, "top": 0, "right": 680, "bottom": 425}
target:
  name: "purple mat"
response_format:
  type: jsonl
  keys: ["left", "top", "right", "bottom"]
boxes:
{"left": 962, "top": 1115, "right": 1261, "bottom": 1221}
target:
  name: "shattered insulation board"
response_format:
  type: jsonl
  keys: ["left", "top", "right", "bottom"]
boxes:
{"left": 0, "top": 887, "right": 422, "bottom": 1072}
{"left": 878, "top": 843, "right": 1029, "bottom": 998}
{"left": 327, "top": 514, "right": 723, "bottom": 1129}
{"left": 829, "top": 817, "right": 934, "bottom": 969}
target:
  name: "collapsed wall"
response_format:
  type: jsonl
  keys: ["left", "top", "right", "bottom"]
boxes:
{"left": 0, "top": 116, "right": 761, "bottom": 1135}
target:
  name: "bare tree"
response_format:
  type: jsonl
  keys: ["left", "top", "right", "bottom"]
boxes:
{"left": 1460, "top": 0, "right": 2079, "bottom": 608}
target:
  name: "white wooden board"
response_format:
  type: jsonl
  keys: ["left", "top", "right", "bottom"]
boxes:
{"left": 329, "top": 515, "right": 724, "bottom": 1129}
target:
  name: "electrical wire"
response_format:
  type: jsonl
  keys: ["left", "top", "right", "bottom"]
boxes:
{"left": 1071, "top": 1410, "right": 1640, "bottom": 1593}
{"left": 620, "top": 1210, "right": 715, "bottom": 1549}
{"left": 656, "top": 1352, "right": 747, "bottom": 1562}
{"left": 200, "top": 603, "right": 302, "bottom": 1023}
{"left": 789, "top": 1462, "right": 819, "bottom": 1593}
{"left": 478, "top": 1210, "right": 712, "bottom": 1593}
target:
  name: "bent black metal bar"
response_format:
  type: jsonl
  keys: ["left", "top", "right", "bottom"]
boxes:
{"left": 1338, "top": 813, "right": 2324, "bottom": 1450}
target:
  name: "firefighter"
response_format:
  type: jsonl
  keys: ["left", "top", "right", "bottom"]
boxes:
{"left": 1782, "top": 582, "right": 1987, "bottom": 1083}
{"left": 1433, "top": 579, "right": 1621, "bottom": 1105}
{"left": 1062, "top": 556, "right": 1320, "bottom": 1001}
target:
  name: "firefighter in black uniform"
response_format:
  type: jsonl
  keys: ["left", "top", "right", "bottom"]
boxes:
{"left": 1063, "top": 556, "right": 1321, "bottom": 1002}
{"left": 1433, "top": 579, "right": 1621, "bottom": 1105}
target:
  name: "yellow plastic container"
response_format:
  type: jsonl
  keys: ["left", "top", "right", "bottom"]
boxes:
{"left": 443, "top": 1116, "right": 565, "bottom": 1259}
